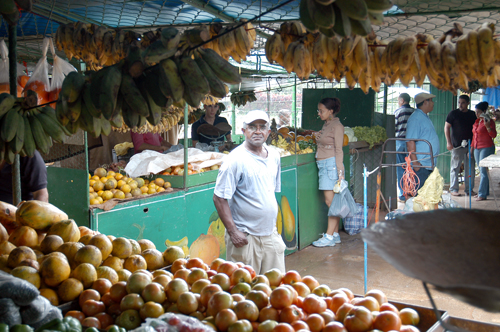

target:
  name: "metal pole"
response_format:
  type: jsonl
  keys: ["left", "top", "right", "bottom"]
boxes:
{"left": 231, "top": 103, "right": 236, "bottom": 136}
{"left": 468, "top": 139, "right": 472, "bottom": 209}
{"left": 363, "top": 165, "right": 368, "bottom": 294}
{"left": 292, "top": 76, "right": 296, "bottom": 127}
{"left": 183, "top": 103, "right": 189, "bottom": 188}
{"left": 8, "top": 25, "right": 21, "bottom": 206}
{"left": 382, "top": 84, "right": 388, "bottom": 117}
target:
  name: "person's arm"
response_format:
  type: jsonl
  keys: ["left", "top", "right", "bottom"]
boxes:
{"left": 485, "top": 119, "right": 497, "bottom": 138}
{"left": 213, "top": 194, "right": 248, "bottom": 247}
{"left": 406, "top": 141, "right": 421, "bottom": 171}
{"left": 192, "top": 140, "right": 199, "bottom": 147}
{"left": 160, "top": 140, "right": 173, "bottom": 149}
{"left": 32, "top": 188, "right": 48, "bottom": 202}
{"left": 135, "top": 143, "right": 167, "bottom": 153}
{"left": 225, "top": 133, "right": 232, "bottom": 142}
{"left": 444, "top": 122, "right": 453, "bottom": 151}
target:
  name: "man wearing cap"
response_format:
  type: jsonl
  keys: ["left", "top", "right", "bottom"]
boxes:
{"left": 444, "top": 95, "right": 477, "bottom": 197}
{"left": 405, "top": 93, "right": 440, "bottom": 190}
{"left": 213, "top": 110, "right": 285, "bottom": 274}
{"left": 394, "top": 93, "right": 414, "bottom": 202}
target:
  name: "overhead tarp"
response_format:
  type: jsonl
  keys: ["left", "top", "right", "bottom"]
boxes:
{"left": 483, "top": 87, "right": 500, "bottom": 108}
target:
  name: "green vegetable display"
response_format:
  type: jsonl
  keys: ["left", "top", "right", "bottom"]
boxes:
{"left": 352, "top": 126, "right": 387, "bottom": 149}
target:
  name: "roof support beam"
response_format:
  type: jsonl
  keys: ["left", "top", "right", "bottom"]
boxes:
{"left": 32, "top": 2, "right": 112, "bottom": 27}
{"left": 177, "top": 0, "right": 271, "bottom": 38}
{"left": 386, "top": 6, "right": 500, "bottom": 17}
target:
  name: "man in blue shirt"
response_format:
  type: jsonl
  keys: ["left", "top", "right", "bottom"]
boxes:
{"left": 406, "top": 93, "right": 440, "bottom": 190}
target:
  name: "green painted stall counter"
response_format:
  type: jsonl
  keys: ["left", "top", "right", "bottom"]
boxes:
{"left": 150, "top": 169, "right": 220, "bottom": 188}
{"left": 90, "top": 157, "right": 301, "bottom": 263}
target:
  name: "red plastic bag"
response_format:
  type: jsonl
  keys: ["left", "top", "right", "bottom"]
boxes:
{"left": 24, "top": 37, "right": 51, "bottom": 105}
{"left": 49, "top": 38, "right": 76, "bottom": 108}
{"left": 0, "top": 39, "right": 24, "bottom": 97}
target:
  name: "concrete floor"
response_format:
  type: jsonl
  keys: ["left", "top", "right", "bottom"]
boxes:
{"left": 285, "top": 168, "right": 500, "bottom": 325}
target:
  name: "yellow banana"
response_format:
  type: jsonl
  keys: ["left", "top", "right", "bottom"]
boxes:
{"left": 293, "top": 43, "right": 307, "bottom": 79}
{"left": 415, "top": 47, "right": 427, "bottom": 87}
{"left": 398, "top": 36, "right": 417, "bottom": 73}
{"left": 388, "top": 36, "right": 405, "bottom": 76}
{"left": 283, "top": 41, "right": 300, "bottom": 74}
{"left": 478, "top": 23, "right": 495, "bottom": 76}
{"left": 467, "top": 30, "right": 480, "bottom": 76}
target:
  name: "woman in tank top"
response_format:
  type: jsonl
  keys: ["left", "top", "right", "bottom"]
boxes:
{"left": 312, "top": 97, "right": 345, "bottom": 248}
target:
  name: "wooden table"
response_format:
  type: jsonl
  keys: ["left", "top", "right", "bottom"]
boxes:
{"left": 478, "top": 153, "right": 500, "bottom": 210}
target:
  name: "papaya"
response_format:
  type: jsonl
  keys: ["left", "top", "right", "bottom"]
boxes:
{"left": 189, "top": 234, "right": 220, "bottom": 265}
{"left": 9, "top": 226, "right": 38, "bottom": 248}
{"left": 281, "top": 196, "right": 295, "bottom": 242}
{"left": 0, "top": 223, "right": 8, "bottom": 243}
{"left": 16, "top": 201, "right": 68, "bottom": 231}
{"left": 47, "top": 219, "right": 80, "bottom": 243}
{"left": 0, "top": 201, "right": 20, "bottom": 234}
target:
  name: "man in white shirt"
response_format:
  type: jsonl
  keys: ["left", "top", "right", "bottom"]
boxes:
{"left": 213, "top": 110, "right": 285, "bottom": 274}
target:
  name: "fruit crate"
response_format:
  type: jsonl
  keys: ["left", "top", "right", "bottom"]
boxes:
{"left": 427, "top": 316, "right": 500, "bottom": 332}
{"left": 390, "top": 300, "right": 447, "bottom": 332}
{"left": 151, "top": 169, "right": 220, "bottom": 189}
{"left": 353, "top": 296, "right": 447, "bottom": 332}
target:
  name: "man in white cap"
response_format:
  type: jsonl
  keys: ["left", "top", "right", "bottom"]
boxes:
{"left": 213, "top": 110, "right": 285, "bottom": 274}
{"left": 406, "top": 92, "right": 440, "bottom": 190}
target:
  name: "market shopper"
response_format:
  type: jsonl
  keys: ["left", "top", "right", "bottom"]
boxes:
{"left": 472, "top": 101, "right": 497, "bottom": 201}
{"left": 213, "top": 110, "right": 285, "bottom": 274}
{"left": 0, "top": 150, "right": 48, "bottom": 204}
{"left": 191, "top": 103, "right": 231, "bottom": 147}
{"left": 394, "top": 93, "right": 414, "bottom": 202}
{"left": 444, "top": 95, "right": 477, "bottom": 197}
{"left": 406, "top": 92, "right": 440, "bottom": 190}
{"left": 311, "top": 97, "right": 345, "bottom": 248}
{"left": 131, "top": 132, "right": 172, "bottom": 153}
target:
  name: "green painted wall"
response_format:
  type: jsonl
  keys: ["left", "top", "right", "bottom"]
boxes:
{"left": 47, "top": 167, "right": 90, "bottom": 227}
{"left": 429, "top": 86, "right": 456, "bottom": 184}
{"left": 302, "top": 88, "right": 375, "bottom": 130}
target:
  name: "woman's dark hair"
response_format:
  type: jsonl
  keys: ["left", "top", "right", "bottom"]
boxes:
{"left": 320, "top": 97, "right": 341, "bottom": 115}
{"left": 476, "top": 101, "right": 489, "bottom": 111}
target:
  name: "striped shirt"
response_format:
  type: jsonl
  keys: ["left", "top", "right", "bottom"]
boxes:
{"left": 394, "top": 104, "right": 414, "bottom": 138}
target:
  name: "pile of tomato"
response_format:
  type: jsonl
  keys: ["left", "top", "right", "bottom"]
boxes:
{"left": 65, "top": 256, "right": 420, "bottom": 332}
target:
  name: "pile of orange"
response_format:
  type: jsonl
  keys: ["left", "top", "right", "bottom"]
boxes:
{"left": 63, "top": 255, "right": 421, "bottom": 332}
{"left": 88, "top": 168, "right": 172, "bottom": 205}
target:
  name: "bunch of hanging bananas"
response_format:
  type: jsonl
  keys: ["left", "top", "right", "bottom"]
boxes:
{"left": 0, "top": 92, "right": 69, "bottom": 163}
{"left": 202, "top": 95, "right": 221, "bottom": 106}
{"left": 266, "top": 22, "right": 500, "bottom": 94}
{"left": 299, "top": 0, "right": 393, "bottom": 37}
{"left": 0, "top": 0, "right": 32, "bottom": 26}
{"left": 203, "top": 21, "right": 257, "bottom": 63}
{"left": 55, "top": 30, "right": 242, "bottom": 136}
{"left": 230, "top": 91, "right": 257, "bottom": 107}
{"left": 113, "top": 107, "right": 185, "bottom": 134}
{"left": 55, "top": 22, "right": 144, "bottom": 70}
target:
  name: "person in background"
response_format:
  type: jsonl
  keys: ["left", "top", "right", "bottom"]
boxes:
{"left": 406, "top": 93, "right": 440, "bottom": 190}
{"left": 312, "top": 97, "right": 345, "bottom": 247}
{"left": 191, "top": 103, "right": 231, "bottom": 147}
{"left": 394, "top": 93, "right": 414, "bottom": 202}
{"left": 213, "top": 110, "right": 285, "bottom": 274}
{"left": 0, "top": 150, "right": 48, "bottom": 204}
{"left": 131, "top": 132, "right": 172, "bottom": 153}
{"left": 472, "top": 101, "right": 497, "bottom": 201}
{"left": 444, "top": 95, "right": 477, "bottom": 197}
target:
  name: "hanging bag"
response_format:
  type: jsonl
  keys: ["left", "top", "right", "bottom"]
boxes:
{"left": 49, "top": 38, "right": 76, "bottom": 108}
{"left": 24, "top": 37, "right": 51, "bottom": 105}
{"left": 0, "top": 39, "right": 24, "bottom": 96}
{"left": 328, "top": 179, "right": 357, "bottom": 219}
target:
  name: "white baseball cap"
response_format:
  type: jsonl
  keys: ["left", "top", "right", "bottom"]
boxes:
{"left": 243, "top": 110, "right": 269, "bottom": 125}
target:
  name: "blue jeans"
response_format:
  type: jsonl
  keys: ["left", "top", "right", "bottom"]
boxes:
{"left": 396, "top": 141, "right": 407, "bottom": 198}
{"left": 474, "top": 146, "right": 495, "bottom": 198}
{"left": 415, "top": 168, "right": 432, "bottom": 192}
